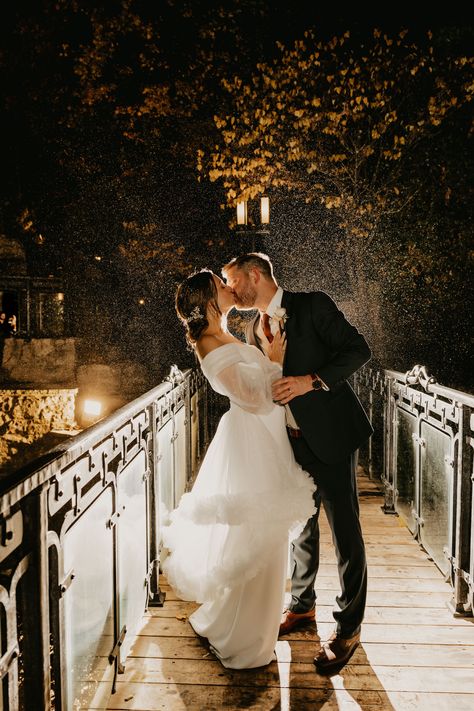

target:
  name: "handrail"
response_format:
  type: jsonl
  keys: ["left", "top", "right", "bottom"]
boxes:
{"left": 384, "top": 365, "right": 474, "bottom": 406}
{"left": 0, "top": 375, "right": 184, "bottom": 510}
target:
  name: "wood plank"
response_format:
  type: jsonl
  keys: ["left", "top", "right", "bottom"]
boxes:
{"left": 315, "top": 577, "right": 452, "bottom": 593}
{"left": 157, "top": 575, "right": 452, "bottom": 600}
{"left": 144, "top": 601, "right": 474, "bottom": 627}
{"left": 128, "top": 637, "right": 474, "bottom": 668}
{"left": 106, "top": 658, "right": 474, "bottom": 693}
{"left": 103, "top": 685, "right": 474, "bottom": 711}
{"left": 138, "top": 616, "right": 473, "bottom": 644}
{"left": 316, "top": 564, "right": 446, "bottom": 579}
{"left": 145, "top": 593, "right": 452, "bottom": 624}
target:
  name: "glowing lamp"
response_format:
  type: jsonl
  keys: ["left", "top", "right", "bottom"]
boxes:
{"left": 83, "top": 399, "right": 102, "bottom": 418}
{"left": 56, "top": 292, "right": 64, "bottom": 302}
{"left": 236, "top": 200, "right": 248, "bottom": 226}
{"left": 260, "top": 196, "right": 270, "bottom": 224}
{"left": 138, "top": 298, "right": 145, "bottom": 305}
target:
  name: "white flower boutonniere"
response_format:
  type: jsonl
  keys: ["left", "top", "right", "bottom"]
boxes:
{"left": 271, "top": 306, "right": 289, "bottom": 335}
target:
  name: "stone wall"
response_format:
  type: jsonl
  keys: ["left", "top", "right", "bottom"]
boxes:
{"left": 0, "top": 338, "right": 76, "bottom": 386}
{"left": 0, "top": 388, "right": 77, "bottom": 469}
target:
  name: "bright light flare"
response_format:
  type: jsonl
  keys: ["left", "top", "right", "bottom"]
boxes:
{"left": 83, "top": 399, "right": 102, "bottom": 417}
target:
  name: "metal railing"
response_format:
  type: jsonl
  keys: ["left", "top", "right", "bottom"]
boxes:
{"left": 1, "top": 360, "right": 472, "bottom": 709}
{"left": 0, "top": 366, "right": 212, "bottom": 710}
{"left": 354, "top": 364, "right": 474, "bottom": 617}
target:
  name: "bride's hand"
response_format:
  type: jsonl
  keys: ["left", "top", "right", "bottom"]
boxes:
{"left": 268, "top": 329, "right": 286, "bottom": 364}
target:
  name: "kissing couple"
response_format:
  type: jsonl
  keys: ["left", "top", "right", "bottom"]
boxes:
{"left": 163, "top": 252, "right": 373, "bottom": 672}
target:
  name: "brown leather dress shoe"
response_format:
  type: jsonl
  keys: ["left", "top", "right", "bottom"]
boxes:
{"left": 314, "top": 632, "right": 360, "bottom": 671}
{"left": 279, "top": 608, "right": 316, "bottom": 636}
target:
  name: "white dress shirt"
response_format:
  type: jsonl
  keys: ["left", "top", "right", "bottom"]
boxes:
{"left": 256, "top": 287, "right": 300, "bottom": 430}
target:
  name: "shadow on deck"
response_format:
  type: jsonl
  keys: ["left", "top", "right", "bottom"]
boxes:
{"left": 103, "top": 475, "right": 474, "bottom": 711}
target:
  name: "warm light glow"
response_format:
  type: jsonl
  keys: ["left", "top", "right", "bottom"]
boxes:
{"left": 260, "top": 196, "right": 270, "bottom": 224}
{"left": 94, "top": 255, "right": 102, "bottom": 261}
{"left": 56, "top": 292, "right": 64, "bottom": 301}
{"left": 83, "top": 399, "right": 102, "bottom": 417}
{"left": 138, "top": 298, "right": 145, "bottom": 305}
{"left": 236, "top": 200, "right": 247, "bottom": 225}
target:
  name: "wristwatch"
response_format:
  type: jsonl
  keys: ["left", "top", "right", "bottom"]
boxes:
{"left": 310, "top": 372, "right": 330, "bottom": 391}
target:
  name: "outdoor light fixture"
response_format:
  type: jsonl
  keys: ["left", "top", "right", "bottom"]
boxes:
{"left": 83, "top": 399, "right": 102, "bottom": 418}
{"left": 138, "top": 298, "right": 145, "bottom": 305}
{"left": 56, "top": 292, "right": 64, "bottom": 301}
{"left": 235, "top": 196, "right": 270, "bottom": 232}
{"left": 236, "top": 200, "right": 248, "bottom": 225}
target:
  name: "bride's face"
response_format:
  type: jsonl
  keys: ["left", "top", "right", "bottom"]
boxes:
{"left": 212, "top": 274, "right": 236, "bottom": 314}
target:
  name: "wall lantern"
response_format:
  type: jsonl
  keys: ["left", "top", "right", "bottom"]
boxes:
{"left": 235, "top": 196, "right": 270, "bottom": 237}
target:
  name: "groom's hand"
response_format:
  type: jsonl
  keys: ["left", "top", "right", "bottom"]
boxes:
{"left": 272, "top": 375, "right": 313, "bottom": 404}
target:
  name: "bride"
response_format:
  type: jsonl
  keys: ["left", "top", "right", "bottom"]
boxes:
{"left": 162, "top": 269, "right": 316, "bottom": 669}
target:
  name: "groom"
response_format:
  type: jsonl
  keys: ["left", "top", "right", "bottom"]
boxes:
{"left": 222, "top": 252, "right": 373, "bottom": 671}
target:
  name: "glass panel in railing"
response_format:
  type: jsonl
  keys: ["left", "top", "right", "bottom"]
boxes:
{"left": 371, "top": 392, "right": 384, "bottom": 479}
{"left": 190, "top": 392, "right": 199, "bottom": 480}
{"left": 157, "top": 419, "right": 174, "bottom": 525}
{"left": 396, "top": 408, "right": 418, "bottom": 533}
{"left": 118, "top": 450, "right": 148, "bottom": 664}
{"left": 173, "top": 406, "right": 187, "bottom": 507}
{"left": 355, "top": 383, "right": 370, "bottom": 469}
{"left": 63, "top": 488, "right": 114, "bottom": 711}
{"left": 419, "top": 422, "right": 452, "bottom": 575}
{"left": 383, "top": 395, "right": 395, "bottom": 488}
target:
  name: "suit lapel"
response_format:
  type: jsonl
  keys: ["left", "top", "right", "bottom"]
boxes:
{"left": 281, "top": 290, "right": 293, "bottom": 372}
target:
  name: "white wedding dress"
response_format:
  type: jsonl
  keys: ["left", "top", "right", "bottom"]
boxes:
{"left": 162, "top": 342, "right": 316, "bottom": 669}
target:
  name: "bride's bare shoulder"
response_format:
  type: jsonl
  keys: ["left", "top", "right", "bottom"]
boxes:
{"left": 195, "top": 335, "right": 224, "bottom": 361}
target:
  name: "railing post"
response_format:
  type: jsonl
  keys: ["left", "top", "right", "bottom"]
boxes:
{"left": 381, "top": 376, "right": 397, "bottom": 514}
{"left": 38, "top": 485, "right": 53, "bottom": 710}
{"left": 368, "top": 388, "right": 374, "bottom": 479}
{"left": 185, "top": 374, "right": 192, "bottom": 488}
{"left": 148, "top": 399, "right": 165, "bottom": 607}
{"left": 450, "top": 404, "right": 473, "bottom": 616}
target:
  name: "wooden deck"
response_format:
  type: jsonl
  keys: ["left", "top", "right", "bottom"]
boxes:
{"left": 103, "top": 477, "right": 474, "bottom": 710}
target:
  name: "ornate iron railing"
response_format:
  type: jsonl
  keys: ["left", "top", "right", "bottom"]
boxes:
{"left": 354, "top": 364, "right": 473, "bottom": 617}
{"left": 1, "top": 361, "right": 472, "bottom": 709}
{"left": 0, "top": 366, "right": 211, "bottom": 710}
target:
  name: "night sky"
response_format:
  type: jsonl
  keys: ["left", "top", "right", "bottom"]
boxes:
{"left": 1, "top": 2, "right": 472, "bottom": 391}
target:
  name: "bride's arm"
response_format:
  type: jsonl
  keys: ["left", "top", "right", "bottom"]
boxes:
{"left": 214, "top": 359, "right": 281, "bottom": 415}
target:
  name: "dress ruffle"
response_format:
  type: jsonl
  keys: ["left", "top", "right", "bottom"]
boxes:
{"left": 162, "top": 480, "right": 315, "bottom": 603}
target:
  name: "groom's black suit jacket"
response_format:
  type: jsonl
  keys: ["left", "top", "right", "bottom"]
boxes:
{"left": 246, "top": 290, "right": 373, "bottom": 465}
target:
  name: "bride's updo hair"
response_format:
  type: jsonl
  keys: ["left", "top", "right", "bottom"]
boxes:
{"left": 176, "top": 270, "right": 221, "bottom": 345}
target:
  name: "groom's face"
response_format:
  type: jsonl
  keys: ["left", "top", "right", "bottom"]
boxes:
{"left": 224, "top": 267, "right": 257, "bottom": 309}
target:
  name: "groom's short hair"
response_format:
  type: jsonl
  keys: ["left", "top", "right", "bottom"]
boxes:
{"left": 222, "top": 253, "right": 274, "bottom": 280}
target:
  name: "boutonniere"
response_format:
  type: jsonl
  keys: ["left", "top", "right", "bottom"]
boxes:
{"left": 271, "top": 306, "right": 289, "bottom": 334}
